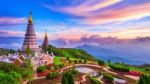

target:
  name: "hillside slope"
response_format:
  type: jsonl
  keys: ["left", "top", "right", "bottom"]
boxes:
{"left": 43, "top": 45, "right": 96, "bottom": 61}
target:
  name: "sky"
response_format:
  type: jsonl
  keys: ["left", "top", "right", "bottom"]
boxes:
{"left": 0, "top": 0, "right": 150, "bottom": 49}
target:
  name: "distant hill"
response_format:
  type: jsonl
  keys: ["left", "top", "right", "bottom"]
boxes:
{"left": 43, "top": 45, "right": 96, "bottom": 61}
{"left": 76, "top": 44, "right": 149, "bottom": 65}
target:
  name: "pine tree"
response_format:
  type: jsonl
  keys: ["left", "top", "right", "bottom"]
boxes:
{"left": 61, "top": 76, "right": 68, "bottom": 84}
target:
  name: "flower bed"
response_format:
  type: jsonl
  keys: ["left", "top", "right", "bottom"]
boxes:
{"left": 129, "top": 70, "right": 142, "bottom": 76}
{"left": 37, "top": 70, "right": 51, "bottom": 77}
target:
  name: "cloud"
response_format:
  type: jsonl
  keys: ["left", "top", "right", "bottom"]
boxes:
{"left": 44, "top": 0, "right": 121, "bottom": 16}
{"left": 85, "top": 2, "right": 150, "bottom": 24}
{"left": 0, "top": 17, "right": 27, "bottom": 26}
{"left": 48, "top": 27, "right": 150, "bottom": 42}
{"left": 100, "top": 28, "right": 150, "bottom": 39}
{"left": 0, "top": 30, "right": 24, "bottom": 37}
{"left": 45, "top": 0, "right": 150, "bottom": 24}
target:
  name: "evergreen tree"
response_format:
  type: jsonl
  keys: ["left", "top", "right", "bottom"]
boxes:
{"left": 61, "top": 76, "right": 68, "bottom": 84}
{"left": 61, "top": 72, "right": 75, "bottom": 84}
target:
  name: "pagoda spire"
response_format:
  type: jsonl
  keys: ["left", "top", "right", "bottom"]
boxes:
{"left": 21, "top": 11, "right": 40, "bottom": 52}
{"left": 42, "top": 29, "right": 49, "bottom": 47}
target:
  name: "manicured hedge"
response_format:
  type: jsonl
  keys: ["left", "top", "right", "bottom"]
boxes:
{"left": 103, "top": 73, "right": 114, "bottom": 82}
{"left": 70, "top": 69, "right": 79, "bottom": 75}
{"left": 109, "top": 64, "right": 129, "bottom": 72}
{"left": 90, "top": 77, "right": 101, "bottom": 84}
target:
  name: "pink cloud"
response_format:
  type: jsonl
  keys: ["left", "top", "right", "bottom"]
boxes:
{"left": 85, "top": 2, "right": 150, "bottom": 24}
{"left": 44, "top": 0, "right": 122, "bottom": 16}
{"left": 0, "top": 17, "right": 27, "bottom": 26}
{"left": 45, "top": 1, "right": 150, "bottom": 24}
{"left": 0, "top": 30, "right": 24, "bottom": 37}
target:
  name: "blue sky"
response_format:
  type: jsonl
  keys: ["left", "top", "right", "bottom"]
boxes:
{"left": 1, "top": 0, "right": 150, "bottom": 49}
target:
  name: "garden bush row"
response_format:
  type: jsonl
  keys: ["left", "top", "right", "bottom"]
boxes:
{"left": 90, "top": 77, "right": 101, "bottom": 84}
{"left": 103, "top": 73, "right": 114, "bottom": 82}
{"left": 109, "top": 64, "right": 129, "bottom": 72}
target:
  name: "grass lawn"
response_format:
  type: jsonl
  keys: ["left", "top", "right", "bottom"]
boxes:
{"left": 110, "top": 63, "right": 150, "bottom": 75}
{"left": 54, "top": 57, "right": 63, "bottom": 65}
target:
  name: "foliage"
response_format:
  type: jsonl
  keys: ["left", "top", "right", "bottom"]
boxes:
{"left": 90, "top": 77, "right": 101, "bottom": 84}
{"left": 61, "top": 72, "right": 75, "bottom": 84}
{"left": 0, "top": 70, "right": 21, "bottom": 84}
{"left": 54, "top": 57, "right": 63, "bottom": 65}
{"left": 46, "top": 72, "right": 59, "bottom": 79}
{"left": 103, "top": 73, "right": 114, "bottom": 82}
{"left": 43, "top": 45, "right": 96, "bottom": 61}
{"left": 74, "top": 60, "right": 78, "bottom": 64}
{"left": 98, "top": 59, "right": 105, "bottom": 65}
{"left": 0, "top": 62, "right": 33, "bottom": 84}
{"left": 66, "top": 57, "right": 70, "bottom": 60}
{"left": 109, "top": 63, "right": 150, "bottom": 75}
{"left": 58, "top": 64, "right": 64, "bottom": 68}
{"left": 84, "top": 59, "right": 87, "bottom": 64}
{"left": 37, "top": 66, "right": 46, "bottom": 72}
{"left": 79, "top": 59, "right": 82, "bottom": 63}
{"left": 70, "top": 69, "right": 79, "bottom": 75}
{"left": 138, "top": 74, "right": 150, "bottom": 84}
{"left": 61, "top": 76, "right": 68, "bottom": 84}
{"left": 109, "top": 63, "right": 129, "bottom": 72}
{"left": 25, "top": 45, "right": 32, "bottom": 55}
{"left": 0, "top": 48, "right": 16, "bottom": 56}
{"left": 54, "top": 65, "right": 59, "bottom": 70}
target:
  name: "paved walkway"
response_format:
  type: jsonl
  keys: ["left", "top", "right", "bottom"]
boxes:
{"left": 124, "top": 75, "right": 139, "bottom": 80}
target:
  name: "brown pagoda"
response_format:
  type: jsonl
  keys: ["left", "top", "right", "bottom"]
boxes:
{"left": 22, "top": 11, "right": 40, "bottom": 52}
{"left": 42, "top": 30, "right": 49, "bottom": 47}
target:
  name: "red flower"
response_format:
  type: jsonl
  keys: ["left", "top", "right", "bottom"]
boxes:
{"left": 129, "top": 70, "right": 142, "bottom": 76}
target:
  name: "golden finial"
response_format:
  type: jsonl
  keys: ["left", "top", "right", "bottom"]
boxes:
{"left": 28, "top": 11, "right": 33, "bottom": 24}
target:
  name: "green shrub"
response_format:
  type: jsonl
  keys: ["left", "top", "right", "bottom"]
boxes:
{"left": 74, "top": 60, "right": 77, "bottom": 64}
{"left": 71, "top": 69, "right": 79, "bottom": 75}
{"left": 61, "top": 72, "right": 74, "bottom": 84}
{"left": 66, "top": 57, "right": 70, "bottom": 60}
{"left": 98, "top": 59, "right": 105, "bottom": 65}
{"left": 109, "top": 64, "right": 129, "bottom": 72}
{"left": 90, "top": 77, "right": 101, "bottom": 84}
{"left": 46, "top": 72, "right": 59, "bottom": 79}
{"left": 84, "top": 59, "right": 87, "bottom": 64}
{"left": 37, "top": 66, "right": 46, "bottom": 72}
{"left": 79, "top": 59, "right": 82, "bottom": 63}
{"left": 103, "top": 73, "right": 114, "bottom": 82}
{"left": 0, "top": 70, "right": 21, "bottom": 84}
{"left": 58, "top": 64, "right": 64, "bottom": 68}
{"left": 54, "top": 65, "right": 59, "bottom": 70}
{"left": 61, "top": 76, "right": 68, "bottom": 84}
